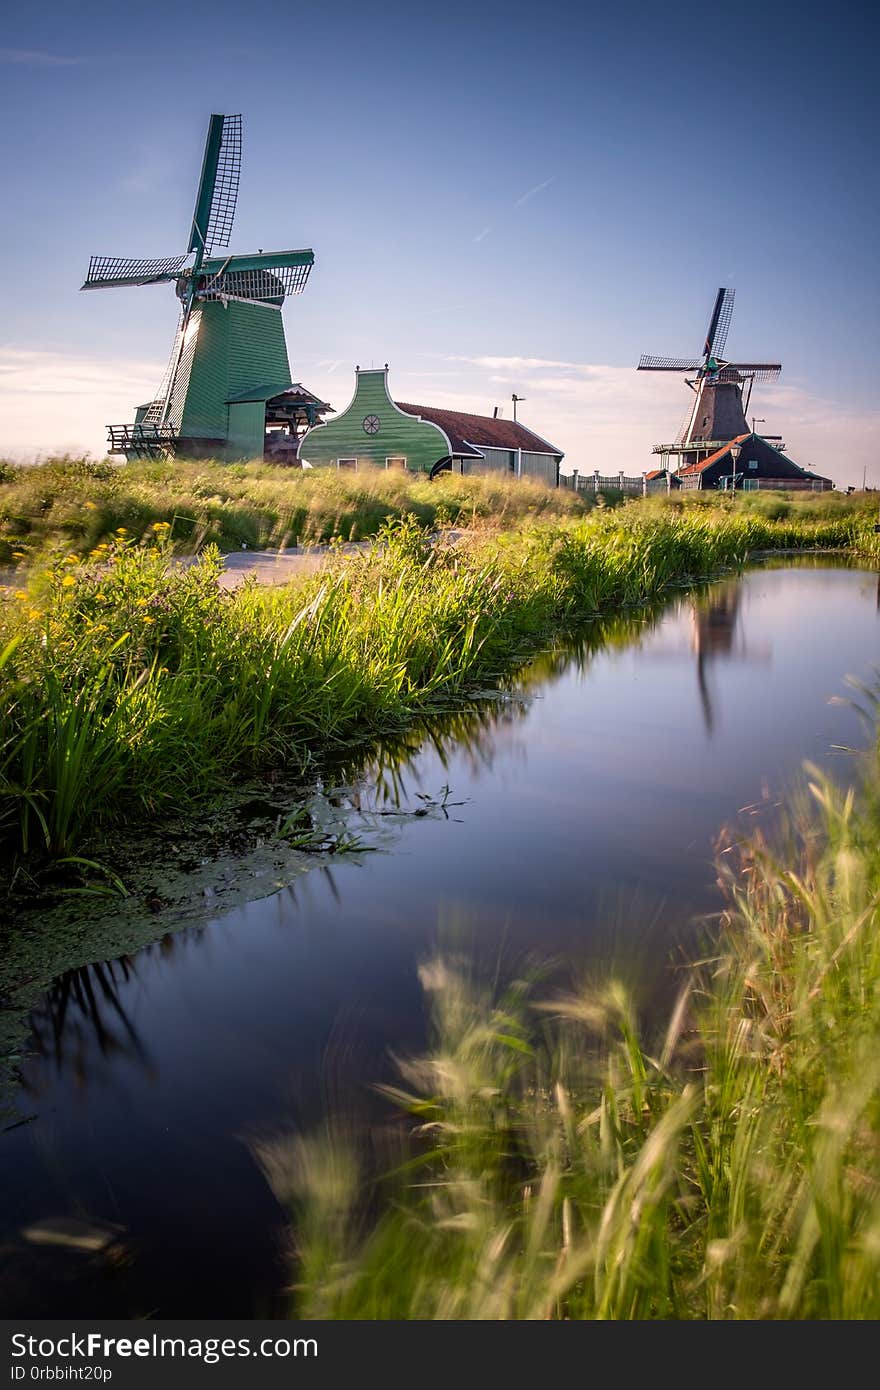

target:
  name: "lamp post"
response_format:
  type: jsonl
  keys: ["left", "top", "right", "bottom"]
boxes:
{"left": 511, "top": 393, "right": 526, "bottom": 422}
{"left": 728, "top": 442, "right": 742, "bottom": 493}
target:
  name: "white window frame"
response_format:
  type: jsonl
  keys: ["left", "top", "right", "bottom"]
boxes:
{"left": 385, "top": 456, "right": 407, "bottom": 470}
{"left": 337, "top": 458, "right": 357, "bottom": 471}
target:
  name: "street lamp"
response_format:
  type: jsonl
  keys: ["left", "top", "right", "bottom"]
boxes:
{"left": 728, "top": 442, "right": 742, "bottom": 493}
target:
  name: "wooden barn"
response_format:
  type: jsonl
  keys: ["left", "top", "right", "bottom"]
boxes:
{"left": 298, "top": 366, "right": 564, "bottom": 484}
{"left": 676, "top": 433, "right": 833, "bottom": 491}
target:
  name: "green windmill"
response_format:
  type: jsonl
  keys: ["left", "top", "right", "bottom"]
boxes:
{"left": 82, "top": 114, "right": 330, "bottom": 462}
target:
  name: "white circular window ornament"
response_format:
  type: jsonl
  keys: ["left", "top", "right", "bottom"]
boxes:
{"left": 362, "top": 414, "right": 381, "bottom": 435}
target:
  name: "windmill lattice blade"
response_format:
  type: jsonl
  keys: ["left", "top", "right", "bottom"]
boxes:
{"left": 723, "top": 363, "right": 782, "bottom": 382}
{"left": 198, "top": 250, "right": 314, "bottom": 303}
{"left": 638, "top": 355, "right": 703, "bottom": 371}
{"left": 704, "top": 287, "right": 735, "bottom": 359}
{"left": 204, "top": 114, "right": 242, "bottom": 254}
{"left": 82, "top": 254, "right": 187, "bottom": 290}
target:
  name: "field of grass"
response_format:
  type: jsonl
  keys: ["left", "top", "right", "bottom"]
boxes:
{"left": 1, "top": 482, "right": 877, "bottom": 892}
{"left": 0, "top": 457, "right": 587, "bottom": 566}
{"left": 1, "top": 456, "right": 877, "bottom": 568}
{"left": 265, "top": 696, "right": 880, "bottom": 1319}
{"left": 1, "top": 463, "right": 878, "bottom": 1316}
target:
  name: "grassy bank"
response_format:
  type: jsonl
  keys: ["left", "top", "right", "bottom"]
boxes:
{"left": 1, "top": 501, "right": 878, "bottom": 891}
{"left": 266, "top": 699, "right": 880, "bottom": 1320}
{"left": 1, "top": 456, "right": 877, "bottom": 567}
{"left": 0, "top": 457, "right": 587, "bottom": 565}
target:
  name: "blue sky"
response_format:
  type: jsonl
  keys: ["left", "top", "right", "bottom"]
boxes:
{"left": 1, "top": 0, "right": 878, "bottom": 486}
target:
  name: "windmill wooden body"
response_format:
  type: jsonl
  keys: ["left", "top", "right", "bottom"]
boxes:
{"left": 81, "top": 115, "right": 329, "bottom": 461}
{"left": 638, "top": 289, "right": 783, "bottom": 475}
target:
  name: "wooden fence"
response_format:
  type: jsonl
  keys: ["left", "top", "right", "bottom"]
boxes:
{"left": 560, "top": 470, "right": 664, "bottom": 497}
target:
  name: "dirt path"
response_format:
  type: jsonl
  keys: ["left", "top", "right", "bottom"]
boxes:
{"left": 181, "top": 541, "right": 370, "bottom": 590}
{"left": 202, "top": 530, "right": 465, "bottom": 589}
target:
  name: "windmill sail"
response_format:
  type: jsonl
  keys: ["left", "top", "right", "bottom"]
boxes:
{"left": 703, "top": 287, "right": 735, "bottom": 359}
{"left": 721, "top": 363, "right": 782, "bottom": 381}
{"left": 638, "top": 356, "right": 703, "bottom": 371}
{"left": 197, "top": 250, "right": 314, "bottom": 304}
{"left": 189, "top": 114, "right": 242, "bottom": 258}
{"left": 82, "top": 254, "right": 188, "bottom": 290}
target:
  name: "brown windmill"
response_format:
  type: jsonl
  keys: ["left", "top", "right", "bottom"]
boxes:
{"left": 638, "top": 288, "right": 782, "bottom": 474}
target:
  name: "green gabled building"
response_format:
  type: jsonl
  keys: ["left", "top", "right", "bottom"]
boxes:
{"left": 299, "top": 366, "right": 564, "bottom": 484}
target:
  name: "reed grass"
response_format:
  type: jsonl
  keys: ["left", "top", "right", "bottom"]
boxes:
{"left": 0, "top": 457, "right": 587, "bottom": 566}
{"left": 1, "top": 502, "right": 877, "bottom": 886}
{"left": 2, "top": 456, "right": 876, "bottom": 569}
{"left": 265, "top": 700, "right": 880, "bottom": 1320}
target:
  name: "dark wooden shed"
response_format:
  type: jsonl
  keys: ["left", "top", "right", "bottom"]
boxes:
{"left": 676, "top": 433, "right": 833, "bottom": 491}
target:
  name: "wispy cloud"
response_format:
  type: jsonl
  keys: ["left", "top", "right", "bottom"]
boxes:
{"left": 513, "top": 175, "right": 555, "bottom": 208}
{"left": 450, "top": 353, "right": 584, "bottom": 372}
{"left": 472, "top": 175, "right": 555, "bottom": 245}
{"left": 0, "top": 347, "right": 162, "bottom": 461}
{"left": 0, "top": 48, "right": 84, "bottom": 67}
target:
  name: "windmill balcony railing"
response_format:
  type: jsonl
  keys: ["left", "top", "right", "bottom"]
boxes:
{"left": 107, "top": 422, "right": 178, "bottom": 456}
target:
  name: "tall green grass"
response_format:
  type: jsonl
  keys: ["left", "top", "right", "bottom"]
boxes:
{"left": 0, "top": 457, "right": 587, "bottom": 566}
{"left": 264, "top": 704, "right": 880, "bottom": 1319}
{"left": 2, "top": 456, "right": 877, "bottom": 569}
{"left": 1, "top": 505, "right": 877, "bottom": 883}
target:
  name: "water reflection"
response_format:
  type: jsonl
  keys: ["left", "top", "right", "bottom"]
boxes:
{"left": 1, "top": 563, "right": 877, "bottom": 1318}
{"left": 693, "top": 583, "right": 739, "bottom": 733}
{"left": 20, "top": 958, "right": 154, "bottom": 1094}
{"left": 340, "top": 599, "right": 677, "bottom": 809}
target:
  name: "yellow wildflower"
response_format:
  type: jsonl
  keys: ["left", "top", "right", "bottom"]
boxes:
{"left": 28, "top": 608, "right": 42, "bottom": 621}
{"left": 136, "top": 597, "right": 149, "bottom": 607}
{"left": 116, "top": 527, "right": 128, "bottom": 535}
{"left": 64, "top": 554, "right": 79, "bottom": 565}
{"left": 14, "top": 589, "right": 28, "bottom": 600}
{"left": 96, "top": 592, "right": 106, "bottom": 600}
{"left": 142, "top": 615, "right": 155, "bottom": 625}
{"left": 11, "top": 550, "right": 25, "bottom": 559}
{"left": 61, "top": 575, "right": 76, "bottom": 588}
{"left": 84, "top": 501, "right": 97, "bottom": 510}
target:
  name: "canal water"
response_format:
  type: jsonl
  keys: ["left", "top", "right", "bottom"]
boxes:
{"left": 1, "top": 561, "right": 878, "bottom": 1316}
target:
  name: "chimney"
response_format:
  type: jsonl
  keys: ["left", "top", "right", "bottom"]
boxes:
{"left": 493, "top": 406, "right": 503, "bottom": 419}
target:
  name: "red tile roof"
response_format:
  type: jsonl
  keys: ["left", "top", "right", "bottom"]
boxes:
{"left": 395, "top": 402, "right": 563, "bottom": 459}
{"left": 677, "top": 433, "right": 750, "bottom": 476}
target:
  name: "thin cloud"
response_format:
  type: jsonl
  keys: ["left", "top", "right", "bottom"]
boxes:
{"left": 450, "top": 353, "right": 586, "bottom": 372}
{"left": 513, "top": 175, "right": 555, "bottom": 208}
{"left": 0, "top": 347, "right": 162, "bottom": 461}
{"left": 472, "top": 177, "right": 554, "bottom": 245}
{"left": 0, "top": 48, "right": 84, "bottom": 67}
